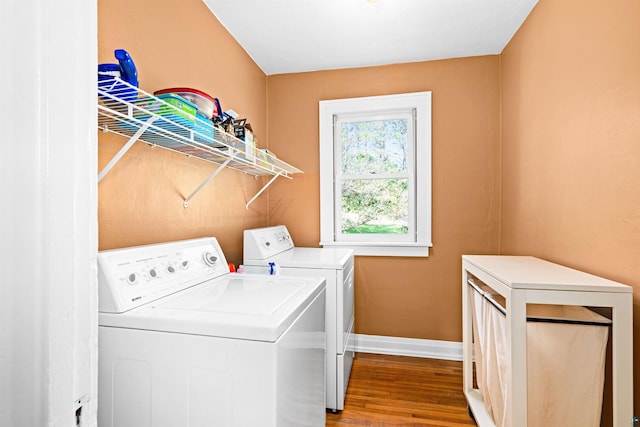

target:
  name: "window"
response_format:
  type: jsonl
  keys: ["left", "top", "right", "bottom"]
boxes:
{"left": 319, "top": 92, "right": 432, "bottom": 257}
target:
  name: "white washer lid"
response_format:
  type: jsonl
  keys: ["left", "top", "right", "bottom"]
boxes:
{"left": 98, "top": 273, "right": 325, "bottom": 342}
{"left": 244, "top": 247, "right": 353, "bottom": 270}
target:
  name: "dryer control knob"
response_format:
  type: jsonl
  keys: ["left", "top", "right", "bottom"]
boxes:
{"left": 126, "top": 273, "right": 138, "bottom": 285}
{"left": 203, "top": 252, "right": 218, "bottom": 267}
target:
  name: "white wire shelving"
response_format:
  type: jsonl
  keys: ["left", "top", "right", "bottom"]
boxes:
{"left": 97, "top": 76, "right": 303, "bottom": 208}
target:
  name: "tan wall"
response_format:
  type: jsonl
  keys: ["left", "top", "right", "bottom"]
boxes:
{"left": 500, "top": 0, "right": 640, "bottom": 416}
{"left": 98, "top": 0, "right": 269, "bottom": 265}
{"left": 267, "top": 58, "right": 501, "bottom": 341}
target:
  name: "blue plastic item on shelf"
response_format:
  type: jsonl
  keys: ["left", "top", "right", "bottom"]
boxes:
{"left": 115, "top": 93, "right": 196, "bottom": 141}
{"left": 171, "top": 114, "right": 226, "bottom": 158}
{"left": 136, "top": 93, "right": 197, "bottom": 125}
{"left": 194, "top": 113, "right": 217, "bottom": 145}
{"left": 114, "top": 49, "right": 138, "bottom": 88}
{"left": 114, "top": 94, "right": 225, "bottom": 153}
{"left": 98, "top": 49, "right": 138, "bottom": 102}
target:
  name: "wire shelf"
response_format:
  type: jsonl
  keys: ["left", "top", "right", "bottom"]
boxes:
{"left": 97, "top": 76, "right": 303, "bottom": 207}
{"left": 97, "top": 76, "right": 303, "bottom": 179}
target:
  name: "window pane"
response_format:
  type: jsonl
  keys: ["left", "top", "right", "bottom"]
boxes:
{"left": 341, "top": 178, "right": 409, "bottom": 235}
{"left": 340, "top": 119, "right": 408, "bottom": 175}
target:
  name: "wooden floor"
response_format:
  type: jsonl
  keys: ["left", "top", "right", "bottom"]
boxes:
{"left": 326, "top": 353, "right": 476, "bottom": 426}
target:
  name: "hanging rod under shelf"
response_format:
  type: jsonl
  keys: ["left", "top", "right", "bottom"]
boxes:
{"left": 467, "top": 277, "right": 611, "bottom": 326}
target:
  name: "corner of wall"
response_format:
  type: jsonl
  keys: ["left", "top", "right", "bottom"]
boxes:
{"left": 265, "top": 74, "right": 271, "bottom": 224}
{"left": 497, "top": 53, "right": 503, "bottom": 255}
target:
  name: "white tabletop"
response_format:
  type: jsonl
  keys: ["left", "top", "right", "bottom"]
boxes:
{"left": 463, "top": 255, "right": 631, "bottom": 293}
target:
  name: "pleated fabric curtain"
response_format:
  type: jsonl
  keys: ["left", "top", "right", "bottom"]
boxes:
{"left": 470, "top": 285, "right": 609, "bottom": 427}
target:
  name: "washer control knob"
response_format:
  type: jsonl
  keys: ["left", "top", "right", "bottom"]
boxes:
{"left": 180, "top": 260, "right": 190, "bottom": 270}
{"left": 148, "top": 268, "right": 159, "bottom": 279}
{"left": 203, "top": 252, "right": 218, "bottom": 267}
{"left": 166, "top": 265, "right": 176, "bottom": 274}
{"left": 126, "top": 273, "right": 138, "bottom": 285}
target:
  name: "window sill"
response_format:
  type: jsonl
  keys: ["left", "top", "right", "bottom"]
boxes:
{"left": 320, "top": 242, "right": 431, "bottom": 257}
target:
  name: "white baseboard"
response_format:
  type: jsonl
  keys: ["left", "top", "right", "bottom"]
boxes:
{"left": 349, "top": 333, "right": 462, "bottom": 361}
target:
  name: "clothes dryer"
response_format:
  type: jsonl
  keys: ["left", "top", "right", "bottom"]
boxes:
{"left": 243, "top": 225, "right": 354, "bottom": 411}
{"left": 98, "top": 237, "right": 326, "bottom": 427}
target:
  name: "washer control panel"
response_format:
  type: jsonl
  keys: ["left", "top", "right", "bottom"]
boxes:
{"left": 243, "top": 225, "right": 295, "bottom": 260}
{"left": 98, "top": 237, "right": 228, "bottom": 313}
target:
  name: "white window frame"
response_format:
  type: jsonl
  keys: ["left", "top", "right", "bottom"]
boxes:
{"left": 319, "top": 91, "right": 432, "bottom": 257}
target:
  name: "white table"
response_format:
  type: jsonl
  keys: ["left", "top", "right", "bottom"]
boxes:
{"left": 462, "top": 255, "right": 633, "bottom": 427}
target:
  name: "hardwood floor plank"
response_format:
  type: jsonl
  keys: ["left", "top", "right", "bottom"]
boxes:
{"left": 327, "top": 353, "right": 476, "bottom": 427}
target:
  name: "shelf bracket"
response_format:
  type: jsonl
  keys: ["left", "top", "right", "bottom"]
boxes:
{"left": 183, "top": 158, "right": 232, "bottom": 208}
{"left": 245, "top": 171, "right": 284, "bottom": 209}
{"left": 98, "top": 116, "right": 157, "bottom": 182}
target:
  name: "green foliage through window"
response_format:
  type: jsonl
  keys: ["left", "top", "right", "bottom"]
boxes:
{"left": 339, "top": 118, "right": 410, "bottom": 235}
{"left": 340, "top": 119, "right": 408, "bottom": 174}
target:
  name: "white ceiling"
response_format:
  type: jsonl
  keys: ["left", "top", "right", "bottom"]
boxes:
{"left": 202, "top": 0, "right": 538, "bottom": 76}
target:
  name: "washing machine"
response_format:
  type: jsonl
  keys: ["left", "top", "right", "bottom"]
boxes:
{"left": 243, "top": 225, "right": 354, "bottom": 412}
{"left": 98, "top": 237, "right": 326, "bottom": 427}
